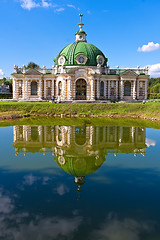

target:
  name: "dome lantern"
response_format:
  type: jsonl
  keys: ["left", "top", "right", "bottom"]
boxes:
{"left": 75, "top": 14, "right": 87, "bottom": 42}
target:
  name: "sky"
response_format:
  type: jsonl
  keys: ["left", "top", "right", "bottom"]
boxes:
{"left": 1, "top": 0, "right": 160, "bottom": 78}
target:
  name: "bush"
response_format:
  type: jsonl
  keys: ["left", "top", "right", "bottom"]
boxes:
{"left": 0, "top": 93, "right": 13, "bottom": 99}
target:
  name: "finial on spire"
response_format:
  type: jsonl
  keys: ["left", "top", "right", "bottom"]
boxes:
{"left": 79, "top": 14, "right": 83, "bottom": 24}
{"left": 78, "top": 13, "right": 84, "bottom": 30}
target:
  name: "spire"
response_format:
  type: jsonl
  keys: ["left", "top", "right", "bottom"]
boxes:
{"left": 75, "top": 14, "right": 87, "bottom": 42}
{"left": 78, "top": 14, "right": 84, "bottom": 30}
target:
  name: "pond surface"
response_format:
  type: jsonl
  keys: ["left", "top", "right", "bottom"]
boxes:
{"left": 0, "top": 123, "right": 160, "bottom": 240}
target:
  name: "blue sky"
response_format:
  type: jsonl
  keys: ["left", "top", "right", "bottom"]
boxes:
{"left": 1, "top": 0, "right": 160, "bottom": 77}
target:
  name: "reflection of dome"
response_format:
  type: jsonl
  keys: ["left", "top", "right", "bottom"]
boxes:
{"left": 55, "top": 155, "right": 105, "bottom": 177}
{"left": 54, "top": 42, "right": 107, "bottom": 67}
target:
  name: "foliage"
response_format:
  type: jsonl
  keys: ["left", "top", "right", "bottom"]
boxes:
{"left": 0, "top": 93, "right": 13, "bottom": 99}
{"left": 148, "top": 78, "right": 160, "bottom": 98}
{"left": 26, "top": 62, "right": 40, "bottom": 69}
{"left": 0, "top": 78, "right": 12, "bottom": 93}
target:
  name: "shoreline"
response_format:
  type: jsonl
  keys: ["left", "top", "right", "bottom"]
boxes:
{"left": 0, "top": 112, "right": 159, "bottom": 121}
{"left": 0, "top": 102, "right": 160, "bottom": 124}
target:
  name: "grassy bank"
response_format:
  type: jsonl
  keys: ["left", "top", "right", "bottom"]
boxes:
{"left": 0, "top": 102, "right": 160, "bottom": 121}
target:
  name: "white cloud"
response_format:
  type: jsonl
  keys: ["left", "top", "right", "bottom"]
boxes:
{"left": 138, "top": 42, "right": 160, "bottom": 52}
{"left": 67, "top": 4, "right": 76, "bottom": 9}
{"left": 0, "top": 69, "right": 4, "bottom": 77}
{"left": 148, "top": 63, "right": 160, "bottom": 77}
{"left": 54, "top": 7, "right": 65, "bottom": 12}
{"left": 56, "top": 184, "right": 69, "bottom": 196}
{"left": 19, "top": 0, "right": 52, "bottom": 10}
{"left": 90, "top": 215, "right": 154, "bottom": 240}
{"left": 0, "top": 189, "right": 14, "bottom": 214}
{"left": 20, "top": 0, "right": 40, "bottom": 10}
{"left": 146, "top": 138, "right": 156, "bottom": 147}
{"left": 23, "top": 174, "right": 39, "bottom": 185}
{"left": 41, "top": 0, "right": 51, "bottom": 8}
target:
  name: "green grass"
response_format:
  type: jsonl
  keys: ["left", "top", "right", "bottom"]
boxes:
{"left": 0, "top": 102, "right": 160, "bottom": 121}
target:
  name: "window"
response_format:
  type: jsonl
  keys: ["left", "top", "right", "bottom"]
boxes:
{"left": 100, "top": 81, "right": 104, "bottom": 96}
{"left": 31, "top": 81, "right": 37, "bottom": 96}
{"left": 124, "top": 81, "right": 131, "bottom": 96}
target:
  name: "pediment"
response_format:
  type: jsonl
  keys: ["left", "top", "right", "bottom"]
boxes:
{"left": 121, "top": 69, "right": 138, "bottom": 77}
{"left": 25, "top": 69, "right": 41, "bottom": 75}
{"left": 75, "top": 68, "right": 88, "bottom": 78}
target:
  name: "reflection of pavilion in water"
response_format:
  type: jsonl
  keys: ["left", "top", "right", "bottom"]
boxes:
{"left": 13, "top": 125, "right": 147, "bottom": 196}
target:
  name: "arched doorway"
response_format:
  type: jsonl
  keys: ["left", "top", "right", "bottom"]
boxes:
{"left": 76, "top": 79, "right": 86, "bottom": 100}
{"left": 124, "top": 81, "right": 131, "bottom": 96}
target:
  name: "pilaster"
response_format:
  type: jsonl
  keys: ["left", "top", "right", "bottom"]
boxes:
{"left": 68, "top": 77, "right": 72, "bottom": 100}
{"left": 108, "top": 80, "right": 110, "bottom": 99}
{"left": 120, "top": 80, "right": 124, "bottom": 100}
{"left": 44, "top": 80, "right": 46, "bottom": 99}
{"left": 145, "top": 80, "right": 148, "bottom": 99}
{"left": 116, "top": 80, "right": 118, "bottom": 99}
{"left": 39, "top": 79, "right": 42, "bottom": 100}
{"left": 104, "top": 81, "right": 106, "bottom": 98}
{"left": 133, "top": 80, "right": 136, "bottom": 100}
{"left": 97, "top": 79, "right": 100, "bottom": 99}
{"left": 90, "top": 77, "right": 95, "bottom": 100}
{"left": 137, "top": 80, "right": 139, "bottom": 99}
{"left": 52, "top": 79, "right": 55, "bottom": 97}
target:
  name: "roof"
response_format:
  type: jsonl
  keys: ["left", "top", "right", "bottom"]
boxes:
{"left": 54, "top": 41, "right": 107, "bottom": 67}
{"left": 75, "top": 30, "right": 87, "bottom": 35}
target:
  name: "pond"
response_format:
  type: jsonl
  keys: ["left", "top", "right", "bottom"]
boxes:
{"left": 0, "top": 122, "right": 160, "bottom": 239}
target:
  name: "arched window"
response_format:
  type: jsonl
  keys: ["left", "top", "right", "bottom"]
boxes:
{"left": 31, "top": 81, "right": 37, "bottom": 96}
{"left": 18, "top": 87, "right": 22, "bottom": 96}
{"left": 100, "top": 81, "right": 104, "bottom": 96}
{"left": 58, "top": 82, "right": 62, "bottom": 95}
{"left": 47, "top": 87, "right": 51, "bottom": 96}
{"left": 124, "top": 81, "right": 131, "bottom": 96}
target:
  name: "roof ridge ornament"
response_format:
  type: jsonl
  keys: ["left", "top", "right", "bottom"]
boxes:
{"left": 78, "top": 14, "right": 84, "bottom": 30}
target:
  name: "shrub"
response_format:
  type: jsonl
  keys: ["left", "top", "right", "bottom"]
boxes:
{"left": 0, "top": 93, "right": 13, "bottom": 99}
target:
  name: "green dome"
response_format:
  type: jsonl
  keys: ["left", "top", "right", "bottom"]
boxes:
{"left": 54, "top": 41, "right": 107, "bottom": 67}
{"left": 55, "top": 155, "right": 105, "bottom": 177}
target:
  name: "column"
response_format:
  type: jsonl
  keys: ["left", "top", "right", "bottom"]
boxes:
{"left": 90, "top": 126, "right": 94, "bottom": 146}
{"left": 116, "top": 80, "right": 118, "bottom": 99}
{"left": 108, "top": 80, "right": 110, "bottom": 99}
{"left": 131, "top": 127, "right": 135, "bottom": 143}
{"left": 145, "top": 80, "right": 148, "bottom": 99}
{"left": 62, "top": 79, "right": 66, "bottom": 100}
{"left": 97, "top": 79, "right": 100, "bottom": 99}
{"left": 91, "top": 78, "right": 95, "bottom": 100}
{"left": 23, "top": 79, "right": 25, "bottom": 100}
{"left": 52, "top": 79, "right": 54, "bottom": 97}
{"left": 67, "top": 126, "right": 71, "bottom": 145}
{"left": 68, "top": 77, "right": 72, "bottom": 100}
{"left": 137, "top": 80, "right": 139, "bottom": 100}
{"left": 44, "top": 79, "right": 46, "bottom": 99}
{"left": 13, "top": 79, "right": 16, "bottom": 99}
{"left": 25, "top": 79, "right": 28, "bottom": 100}
{"left": 119, "top": 126, "right": 123, "bottom": 143}
{"left": 120, "top": 80, "right": 124, "bottom": 100}
{"left": 133, "top": 80, "right": 136, "bottom": 100}
{"left": 104, "top": 81, "right": 106, "bottom": 98}
{"left": 96, "top": 127, "right": 99, "bottom": 145}
{"left": 39, "top": 79, "right": 42, "bottom": 100}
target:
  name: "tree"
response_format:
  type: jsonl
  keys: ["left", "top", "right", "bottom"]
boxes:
{"left": 26, "top": 62, "right": 40, "bottom": 69}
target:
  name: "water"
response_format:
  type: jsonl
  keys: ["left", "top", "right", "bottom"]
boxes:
{"left": 0, "top": 123, "right": 160, "bottom": 239}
